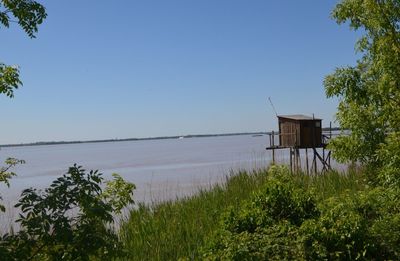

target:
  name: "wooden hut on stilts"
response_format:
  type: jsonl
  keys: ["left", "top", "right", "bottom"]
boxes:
{"left": 266, "top": 114, "right": 332, "bottom": 174}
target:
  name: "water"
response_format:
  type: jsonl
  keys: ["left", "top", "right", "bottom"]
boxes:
{"left": 0, "top": 133, "right": 345, "bottom": 229}
{"left": 0, "top": 135, "right": 271, "bottom": 208}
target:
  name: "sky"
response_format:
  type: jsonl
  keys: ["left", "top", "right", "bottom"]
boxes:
{"left": 0, "top": 0, "right": 360, "bottom": 144}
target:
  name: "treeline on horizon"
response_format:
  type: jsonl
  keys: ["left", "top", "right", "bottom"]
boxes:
{"left": 1, "top": 127, "right": 341, "bottom": 148}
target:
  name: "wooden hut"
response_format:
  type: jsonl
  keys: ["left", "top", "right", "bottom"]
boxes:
{"left": 278, "top": 114, "right": 322, "bottom": 148}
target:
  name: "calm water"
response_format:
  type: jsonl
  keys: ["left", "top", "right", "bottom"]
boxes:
{"left": 0, "top": 135, "right": 274, "bottom": 206}
{"left": 0, "top": 134, "right": 344, "bottom": 228}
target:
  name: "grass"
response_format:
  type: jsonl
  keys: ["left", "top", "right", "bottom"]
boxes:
{"left": 292, "top": 166, "right": 368, "bottom": 200}
{"left": 119, "top": 166, "right": 367, "bottom": 260}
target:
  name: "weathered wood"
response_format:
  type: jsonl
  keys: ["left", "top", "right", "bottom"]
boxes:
{"left": 313, "top": 148, "right": 317, "bottom": 174}
{"left": 305, "top": 148, "right": 309, "bottom": 175}
{"left": 278, "top": 115, "right": 322, "bottom": 148}
{"left": 272, "top": 131, "right": 275, "bottom": 164}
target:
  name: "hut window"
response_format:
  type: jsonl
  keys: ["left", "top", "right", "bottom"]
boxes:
{"left": 315, "top": 122, "right": 321, "bottom": 127}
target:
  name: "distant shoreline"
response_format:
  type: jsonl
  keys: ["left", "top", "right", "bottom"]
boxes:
{"left": 0, "top": 127, "right": 340, "bottom": 148}
{"left": 0, "top": 132, "right": 267, "bottom": 148}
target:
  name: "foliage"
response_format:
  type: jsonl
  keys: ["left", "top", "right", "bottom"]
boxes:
{"left": 0, "top": 158, "right": 25, "bottom": 212}
{"left": 202, "top": 166, "right": 400, "bottom": 260}
{"left": 120, "top": 165, "right": 380, "bottom": 260}
{"left": 203, "top": 222, "right": 304, "bottom": 261}
{"left": 0, "top": 0, "right": 47, "bottom": 38}
{"left": 324, "top": 0, "right": 400, "bottom": 185}
{"left": 119, "top": 169, "right": 269, "bottom": 261}
{"left": 301, "top": 196, "right": 372, "bottom": 260}
{"left": 0, "top": 165, "right": 135, "bottom": 261}
{"left": 0, "top": 64, "right": 22, "bottom": 98}
{"left": 102, "top": 173, "right": 136, "bottom": 214}
{"left": 0, "top": 0, "right": 46, "bottom": 98}
{"left": 203, "top": 166, "right": 317, "bottom": 260}
{"left": 220, "top": 166, "right": 318, "bottom": 236}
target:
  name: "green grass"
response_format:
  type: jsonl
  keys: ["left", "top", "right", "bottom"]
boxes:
{"left": 291, "top": 166, "right": 368, "bottom": 200}
{"left": 119, "top": 166, "right": 367, "bottom": 260}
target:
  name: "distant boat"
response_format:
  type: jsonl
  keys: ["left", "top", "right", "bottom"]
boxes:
{"left": 252, "top": 134, "right": 264, "bottom": 137}
{"left": 178, "top": 136, "right": 184, "bottom": 139}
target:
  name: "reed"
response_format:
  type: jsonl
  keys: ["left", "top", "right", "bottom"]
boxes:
{"left": 119, "top": 166, "right": 366, "bottom": 260}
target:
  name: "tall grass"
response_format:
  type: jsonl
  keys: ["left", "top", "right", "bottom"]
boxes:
{"left": 119, "top": 166, "right": 367, "bottom": 260}
{"left": 291, "top": 166, "right": 368, "bottom": 200}
{"left": 119, "top": 169, "right": 268, "bottom": 260}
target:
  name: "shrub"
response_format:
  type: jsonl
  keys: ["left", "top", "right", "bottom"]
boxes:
{"left": 203, "top": 222, "right": 304, "bottom": 261}
{"left": 203, "top": 166, "right": 318, "bottom": 260}
{"left": 300, "top": 196, "right": 372, "bottom": 260}
{"left": 301, "top": 187, "right": 400, "bottom": 260}
{"left": 0, "top": 164, "right": 135, "bottom": 261}
{"left": 203, "top": 166, "right": 400, "bottom": 260}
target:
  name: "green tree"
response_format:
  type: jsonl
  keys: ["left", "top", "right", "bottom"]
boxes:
{"left": 325, "top": 0, "right": 400, "bottom": 185}
{"left": 0, "top": 3, "right": 136, "bottom": 260}
{"left": 0, "top": 158, "right": 25, "bottom": 212}
{"left": 0, "top": 0, "right": 46, "bottom": 211}
{"left": 0, "top": 0, "right": 47, "bottom": 97}
{"left": 1, "top": 165, "right": 135, "bottom": 260}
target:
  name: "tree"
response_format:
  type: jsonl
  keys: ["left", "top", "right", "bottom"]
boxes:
{"left": 0, "top": 0, "right": 46, "bottom": 212}
{"left": 0, "top": 158, "right": 25, "bottom": 212}
{"left": 0, "top": 0, "right": 47, "bottom": 97}
{"left": 0, "top": 2, "right": 136, "bottom": 260}
{"left": 325, "top": 0, "right": 400, "bottom": 185}
{"left": 1, "top": 165, "right": 135, "bottom": 260}
{"left": 0, "top": 1, "right": 47, "bottom": 197}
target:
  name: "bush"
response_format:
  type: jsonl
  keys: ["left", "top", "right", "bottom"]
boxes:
{"left": 204, "top": 222, "right": 304, "bottom": 261}
{"left": 300, "top": 196, "right": 372, "bottom": 260}
{"left": 0, "top": 164, "right": 135, "bottom": 261}
{"left": 203, "top": 166, "right": 317, "bottom": 260}
{"left": 203, "top": 166, "right": 400, "bottom": 260}
{"left": 300, "top": 187, "right": 400, "bottom": 260}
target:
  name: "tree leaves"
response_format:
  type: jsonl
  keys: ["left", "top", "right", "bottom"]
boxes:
{"left": 0, "top": 0, "right": 47, "bottom": 38}
{"left": 0, "top": 0, "right": 47, "bottom": 98}
{"left": 325, "top": 0, "right": 400, "bottom": 181}
{"left": 3, "top": 165, "right": 136, "bottom": 260}
{"left": 0, "top": 64, "right": 22, "bottom": 98}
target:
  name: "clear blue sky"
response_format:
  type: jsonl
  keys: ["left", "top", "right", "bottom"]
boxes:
{"left": 0, "top": 0, "right": 359, "bottom": 144}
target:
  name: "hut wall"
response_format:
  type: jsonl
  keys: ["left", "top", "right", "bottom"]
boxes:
{"left": 279, "top": 120, "right": 300, "bottom": 147}
{"left": 278, "top": 118, "right": 323, "bottom": 148}
{"left": 299, "top": 121, "right": 322, "bottom": 148}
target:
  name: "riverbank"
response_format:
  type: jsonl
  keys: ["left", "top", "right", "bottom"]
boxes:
{"left": 119, "top": 165, "right": 388, "bottom": 260}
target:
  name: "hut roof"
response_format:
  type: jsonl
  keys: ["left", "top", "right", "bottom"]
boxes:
{"left": 277, "top": 114, "right": 321, "bottom": 121}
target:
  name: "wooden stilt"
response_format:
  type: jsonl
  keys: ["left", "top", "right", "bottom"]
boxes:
{"left": 294, "top": 129, "right": 299, "bottom": 174}
{"left": 289, "top": 148, "right": 293, "bottom": 173}
{"left": 271, "top": 131, "right": 275, "bottom": 164}
{"left": 328, "top": 151, "right": 331, "bottom": 169}
{"left": 305, "top": 148, "right": 309, "bottom": 175}
{"left": 313, "top": 148, "right": 317, "bottom": 174}
{"left": 297, "top": 148, "right": 301, "bottom": 171}
{"left": 313, "top": 148, "right": 332, "bottom": 172}
{"left": 272, "top": 149, "right": 275, "bottom": 165}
